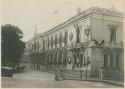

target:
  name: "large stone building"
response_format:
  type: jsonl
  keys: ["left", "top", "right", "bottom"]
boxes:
{"left": 23, "top": 7, "right": 124, "bottom": 80}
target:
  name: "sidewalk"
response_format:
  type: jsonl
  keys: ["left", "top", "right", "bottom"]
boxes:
{"left": 1, "top": 69, "right": 122, "bottom": 88}
{"left": 41, "top": 69, "right": 124, "bottom": 87}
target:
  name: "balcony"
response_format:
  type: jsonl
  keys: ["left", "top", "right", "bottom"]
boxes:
{"left": 104, "top": 42, "right": 124, "bottom": 48}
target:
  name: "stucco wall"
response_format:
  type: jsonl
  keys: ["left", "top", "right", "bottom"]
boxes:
{"left": 120, "top": 49, "right": 124, "bottom": 81}
{"left": 91, "top": 13, "right": 124, "bottom": 43}
{"left": 91, "top": 47, "right": 104, "bottom": 77}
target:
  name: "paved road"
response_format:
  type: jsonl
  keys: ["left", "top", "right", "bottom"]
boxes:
{"left": 1, "top": 69, "right": 121, "bottom": 88}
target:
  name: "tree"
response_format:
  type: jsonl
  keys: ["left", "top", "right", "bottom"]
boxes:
{"left": 1, "top": 24, "right": 25, "bottom": 66}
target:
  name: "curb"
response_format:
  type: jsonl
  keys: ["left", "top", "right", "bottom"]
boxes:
{"left": 81, "top": 79, "right": 124, "bottom": 87}
{"left": 98, "top": 80, "right": 124, "bottom": 87}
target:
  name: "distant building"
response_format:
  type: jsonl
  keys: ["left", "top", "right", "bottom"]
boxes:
{"left": 23, "top": 7, "right": 124, "bottom": 80}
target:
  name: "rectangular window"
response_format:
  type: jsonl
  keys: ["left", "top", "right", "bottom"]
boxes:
{"left": 65, "top": 31, "right": 68, "bottom": 46}
{"left": 43, "top": 39, "right": 45, "bottom": 51}
{"left": 48, "top": 38, "right": 49, "bottom": 49}
{"left": 80, "top": 54, "right": 83, "bottom": 67}
{"left": 84, "top": 56, "right": 86, "bottom": 66}
{"left": 76, "top": 30, "right": 80, "bottom": 43}
{"left": 104, "top": 54, "right": 108, "bottom": 67}
{"left": 116, "top": 54, "right": 120, "bottom": 67}
{"left": 74, "top": 55, "right": 77, "bottom": 66}
{"left": 59, "top": 33, "right": 62, "bottom": 47}
{"left": 87, "top": 56, "right": 90, "bottom": 65}
{"left": 109, "top": 26, "right": 117, "bottom": 42}
{"left": 55, "top": 34, "right": 57, "bottom": 48}
{"left": 110, "top": 54, "right": 114, "bottom": 67}
{"left": 51, "top": 36, "right": 53, "bottom": 48}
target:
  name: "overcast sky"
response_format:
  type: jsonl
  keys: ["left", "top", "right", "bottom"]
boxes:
{"left": 2, "top": 0, "right": 125, "bottom": 41}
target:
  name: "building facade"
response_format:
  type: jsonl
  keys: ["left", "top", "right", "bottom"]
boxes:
{"left": 23, "top": 7, "right": 124, "bottom": 80}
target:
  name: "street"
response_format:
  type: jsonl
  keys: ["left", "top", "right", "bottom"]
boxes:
{"left": 1, "top": 68, "right": 121, "bottom": 88}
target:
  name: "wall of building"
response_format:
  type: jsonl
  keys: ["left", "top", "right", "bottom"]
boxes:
{"left": 91, "top": 47, "right": 104, "bottom": 77}
{"left": 91, "top": 12, "right": 124, "bottom": 43}
{"left": 120, "top": 49, "right": 124, "bottom": 81}
{"left": 90, "top": 12, "right": 124, "bottom": 78}
{"left": 23, "top": 7, "right": 124, "bottom": 77}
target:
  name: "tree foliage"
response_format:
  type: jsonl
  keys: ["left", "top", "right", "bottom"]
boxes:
{"left": 1, "top": 24, "right": 25, "bottom": 66}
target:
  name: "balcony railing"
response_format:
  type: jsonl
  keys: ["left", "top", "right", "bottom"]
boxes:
{"left": 104, "top": 42, "right": 123, "bottom": 48}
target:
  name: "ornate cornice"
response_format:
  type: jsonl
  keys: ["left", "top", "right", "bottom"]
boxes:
{"left": 43, "top": 7, "right": 123, "bottom": 35}
{"left": 29, "top": 7, "right": 123, "bottom": 42}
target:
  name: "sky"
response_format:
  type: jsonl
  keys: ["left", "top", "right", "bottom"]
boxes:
{"left": 2, "top": 0, "right": 125, "bottom": 41}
